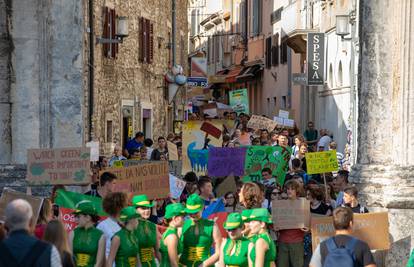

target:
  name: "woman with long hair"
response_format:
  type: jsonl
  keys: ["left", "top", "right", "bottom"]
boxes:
{"left": 159, "top": 203, "right": 186, "bottom": 267}
{"left": 238, "top": 182, "right": 264, "bottom": 209}
{"left": 35, "top": 198, "right": 53, "bottom": 239}
{"left": 132, "top": 194, "right": 161, "bottom": 266}
{"left": 218, "top": 213, "right": 250, "bottom": 267}
{"left": 224, "top": 192, "right": 237, "bottom": 213}
{"left": 247, "top": 208, "right": 276, "bottom": 267}
{"left": 69, "top": 201, "right": 106, "bottom": 267}
{"left": 44, "top": 219, "right": 75, "bottom": 267}
{"left": 107, "top": 207, "right": 140, "bottom": 267}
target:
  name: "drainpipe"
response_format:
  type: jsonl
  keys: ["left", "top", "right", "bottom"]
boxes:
{"left": 172, "top": 0, "right": 176, "bottom": 66}
{"left": 88, "top": 0, "right": 94, "bottom": 141}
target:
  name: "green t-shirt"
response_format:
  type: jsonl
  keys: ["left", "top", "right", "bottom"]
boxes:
{"left": 134, "top": 219, "right": 157, "bottom": 267}
{"left": 73, "top": 226, "right": 103, "bottom": 267}
{"left": 114, "top": 228, "right": 140, "bottom": 267}
{"left": 179, "top": 218, "right": 214, "bottom": 266}
{"left": 223, "top": 237, "right": 250, "bottom": 267}
{"left": 249, "top": 232, "right": 276, "bottom": 267}
{"left": 304, "top": 129, "right": 318, "bottom": 142}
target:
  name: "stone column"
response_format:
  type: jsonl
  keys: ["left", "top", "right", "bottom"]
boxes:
{"left": 352, "top": 0, "right": 414, "bottom": 266}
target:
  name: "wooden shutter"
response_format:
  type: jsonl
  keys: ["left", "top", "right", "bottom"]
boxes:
{"left": 103, "top": 7, "right": 110, "bottom": 57}
{"left": 139, "top": 17, "right": 145, "bottom": 62}
{"left": 110, "top": 9, "right": 118, "bottom": 58}
{"left": 148, "top": 21, "right": 154, "bottom": 64}
{"left": 265, "top": 37, "right": 272, "bottom": 69}
{"left": 272, "top": 33, "right": 279, "bottom": 66}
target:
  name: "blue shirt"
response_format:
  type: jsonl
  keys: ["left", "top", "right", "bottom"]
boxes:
{"left": 125, "top": 138, "right": 143, "bottom": 154}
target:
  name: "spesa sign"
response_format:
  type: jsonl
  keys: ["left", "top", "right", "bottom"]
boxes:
{"left": 305, "top": 150, "right": 339, "bottom": 175}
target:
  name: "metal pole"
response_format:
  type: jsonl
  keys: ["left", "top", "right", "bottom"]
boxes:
{"left": 172, "top": 0, "right": 176, "bottom": 66}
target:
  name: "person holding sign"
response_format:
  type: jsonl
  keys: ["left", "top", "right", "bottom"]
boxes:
{"left": 218, "top": 213, "right": 250, "bottom": 267}
{"left": 247, "top": 208, "right": 276, "bottom": 267}
{"left": 69, "top": 201, "right": 106, "bottom": 267}
{"left": 180, "top": 194, "right": 222, "bottom": 267}
{"left": 107, "top": 206, "right": 141, "bottom": 267}
{"left": 309, "top": 207, "right": 376, "bottom": 267}
{"left": 132, "top": 194, "right": 161, "bottom": 267}
{"left": 159, "top": 203, "right": 186, "bottom": 267}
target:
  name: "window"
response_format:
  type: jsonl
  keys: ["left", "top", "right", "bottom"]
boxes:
{"left": 281, "top": 39, "right": 288, "bottom": 64}
{"left": 106, "top": 120, "right": 113, "bottom": 142}
{"left": 252, "top": 0, "right": 262, "bottom": 37}
{"left": 272, "top": 34, "right": 279, "bottom": 66}
{"left": 103, "top": 7, "right": 118, "bottom": 58}
{"left": 265, "top": 37, "right": 272, "bottom": 69}
{"left": 191, "top": 10, "right": 196, "bottom": 36}
{"left": 270, "top": 7, "right": 283, "bottom": 24}
{"left": 139, "top": 17, "right": 154, "bottom": 64}
{"left": 282, "top": 96, "right": 287, "bottom": 109}
{"left": 240, "top": 1, "right": 247, "bottom": 41}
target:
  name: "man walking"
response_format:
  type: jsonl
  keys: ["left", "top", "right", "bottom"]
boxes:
{"left": 310, "top": 207, "right": 376, "bottom": 267}
{"left": 0, "top": 199, "right": 62, "bottom": 267}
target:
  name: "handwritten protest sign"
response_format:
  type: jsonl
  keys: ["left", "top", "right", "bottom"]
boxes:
{"left": 311, "top": 212, "right": 390, "bottom": 251}
{"left": 101, "top": 161, "right": 169, "bottom": 200}
{"left": 278, "top": 110, "right": 289, "bottom": 119}
{"left": 243, "top": 146, "right": 291, "bottom": 185}
{"left": 182, "top": 120, "right": 224, "bottom": 175}
{"left": 273, "top": 116, "right": 295, "bottom": 129}
{"left": 169, "top": 174, "right": 186, "bottom": 199}
{"left": 306, "top": 150, "right": 339, "bottom": 175}
{"left": 207, "top": 147, "right": 247, "bottom": 177}
{"left": 167, "top": 141, "right": 179, "bottom": 161}
{"left": 216, "top": 176, "right": 237, "bottom": 197}
{"left": 272, "top": 198, "right": 310, "bottom": 230}
{"left": 247, "top": 115, "right": 278, "bottom": 132}
{"left": 229, "top": 89, "right": 249, "bottom": 114}
{"left": 86, "top": 141, "right": 99, "bottom": 162}
{"left": 27, "top": 147, "right": 91, "bottom": 185}
{"left": 0, "top": 188, "right": 43, "bottom": 223}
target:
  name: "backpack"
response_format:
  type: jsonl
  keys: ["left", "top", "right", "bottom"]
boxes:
{"left": 323, "top": 237, "right": 358, "bottom": 267}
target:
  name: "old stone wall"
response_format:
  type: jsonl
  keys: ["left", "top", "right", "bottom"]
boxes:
{"left": 88, "top": 0, "right": 188, "bottom": 152}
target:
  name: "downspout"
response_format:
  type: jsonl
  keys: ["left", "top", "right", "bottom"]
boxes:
{"left": 88, "top": 0, "right": 94, "bottom": 141}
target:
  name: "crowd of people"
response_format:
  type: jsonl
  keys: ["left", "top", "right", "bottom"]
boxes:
{"left": 0, "top": 113, "right": 413, "bottom": 267}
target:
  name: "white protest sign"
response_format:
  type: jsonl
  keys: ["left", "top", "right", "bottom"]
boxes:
{"left": 86, "top": 141, "right": 100, "bottom": 162}
{"left": 169, "top": 174, "right": 186, "bottom": 199}
{"left": 278, "top": 110, "right": 289, "bottom": 119}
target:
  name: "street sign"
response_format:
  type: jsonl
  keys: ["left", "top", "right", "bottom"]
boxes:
{"left": 307, "top": 33, "right": 325, "bottom": 85}
{"left": 187, "top": 77, "right": 208, "bottom": 88}
{"left": 292, "top": 73, "right": 307, "bottom": 85}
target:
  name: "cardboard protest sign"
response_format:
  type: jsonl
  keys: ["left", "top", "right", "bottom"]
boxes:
{"left": 215, "top": 176, "right": 237, "bottom": 197}
{"left": 243, "top": 146, "right": 291, "bottom": 185}
{"left": 0, "top": 188, "right": 43, "bottom": 223}
{"left": 182, "top": 120, "right": 224, "bottom": 175}
{"left": 311, "top": 212, "right": 390, "bottom": 251}
{"left": 101, "top": 161, "right": 170, "bottom": 200}
{"left": 169, "top": 174, "right": 186, "bottom": 199}
{"left": 86, "top": 141, "right": 100, "bottom": 162}
{"left": 167, "top": 141, "right": 179, "bottom": 161}
{"left": 272, "top": 198, "right": 310, "bottom": 230}
{"left": 247, "top": 115, "right": 277, "bottom": 132}
{"left": 306, "top": 150, "right": 339, "bottom": 175}
{"left": 229, "top": 89, "right": 249, "bottom": 114}
{"left": 27, "top": 147, "right": 91, "bottom": 185}
{"left": 207, "top": 147, "right": 247, "bottom": 177}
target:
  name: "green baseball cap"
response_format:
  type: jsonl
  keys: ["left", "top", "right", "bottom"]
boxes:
{"left": 119, "top": 206, "right": 141, "bottom": 222}
{"left": 241, "top": 209, "right": 252, "bottom": 222}
{"left": 249, "top": 208, "right": 273, "bottom": 224}
{"left": 224, "top": 213, "right": 243, "bottom": 230}
{"left": 132, "top": 194, "right": 154, "bottom": 208}
{"left": 184, "top": 194, "right": 204, "bottom": 214}
{"left": 164, "top": 203, "right": 186, "bottom": 219}
{"left": 72, "top": 200, "right": 97, "bottom": 216}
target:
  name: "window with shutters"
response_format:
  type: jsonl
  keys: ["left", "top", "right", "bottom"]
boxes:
{"left": 103, "top": 7, "right": 118, "bottom": 58}
{"left": 281, "top": 39, "right": 288, "bottom": 64}
{"left": 139, "top": 17, "right": 154, "bottom": 64}
{"left": 251, "top": 0, "right": 262, "bottom": 37}
{"left": 272, "top": 33, "right": 279, "bottom": 66}
{"left": 265, "top": 37, "right": 272, "bottom": 69}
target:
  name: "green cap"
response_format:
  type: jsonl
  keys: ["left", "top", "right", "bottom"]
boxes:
{"left": 72, "top": 200, "right": 97, "bottom": 216}
{"left": 241, "top": 209, "right": 252, "bottom": 222}
{"left": 224, "top": 213, "right": 243, "bottom": 230}
{"left": 132, "top": 194, "right": 154, "bottom": 208}
{"left": 249, "top": 208, "right": 272, "bottom": 224}
{"left": 184, "top": 194, "right": 204, "bottom": 214}
{"left": 164, "top": 203, "right": 186, "bottom": 219}
{"left": 119, "top": 206, "right": 141, "bottom": 222}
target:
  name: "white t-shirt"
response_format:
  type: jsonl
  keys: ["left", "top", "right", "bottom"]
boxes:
{"left": 97, "top": 217, "right": 121, "bottom": 261}
{"left": 317, "top": 135, "right": 332, "bottom": 151}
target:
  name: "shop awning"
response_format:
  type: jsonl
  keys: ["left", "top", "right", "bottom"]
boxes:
{"left": 225, "top": 66, "right": 243, "bottom": 83}
{"left": 236, "top": 64, "right": 263, "bottom": 81}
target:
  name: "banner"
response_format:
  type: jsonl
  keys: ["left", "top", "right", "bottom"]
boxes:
{"left": 207, "top": 147, "right": 247, "bottom": 177}
{"left": 0, "top": 188, "right": 43, "bottom": 223}
{"left": 167, "top": 141, "right": 179, "bottom": 161}
{"left": 307, "top": 32, "right": 325, "bottom": 85}
{"left": 182, "top": 120, "right": 224, "bottom": 175}
{"left": 169, "top": 174, "right": 186, "bottom": 199}
{"left": 306, "top": 150, "right": 339, "bottom": 175}
{"left": 229, "top": 89, "right": 249, "bottom": 114}
{"left": 311, "top": 212, "right": 390, "bottom": 251}
{"left": 54, "top": 189, "right": 106, "bottom": 216}
{"left": 247, "top": 115, "right": 277, "bottom": 132}
{"left": 191, "top": 57, "right": 207, "bottom": 78}
{"left": 101, "top": 161, "right": 170, "bottom": 200}
{"left": 243, "top": 146, "right": 291, "bottom": 185}
{"left": 272, "top": 198, "right": 310, "bottom": 230}
{"left": 27, "top": 147, "right": 91, "bottom": 185}
{"left": 208, "top": 212, "right": 228, "bottom": 238}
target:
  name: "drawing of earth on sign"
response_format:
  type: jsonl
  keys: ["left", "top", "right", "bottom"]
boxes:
{"left": 187, "top": 131, "right": 212, "bottom": 173}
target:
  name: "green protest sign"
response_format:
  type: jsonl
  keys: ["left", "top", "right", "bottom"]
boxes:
{"left": 243, "top": 146, "right": 291, "bottom": 185}
{"left": 229, "top": 89, "right": 249, "bottom": 114}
